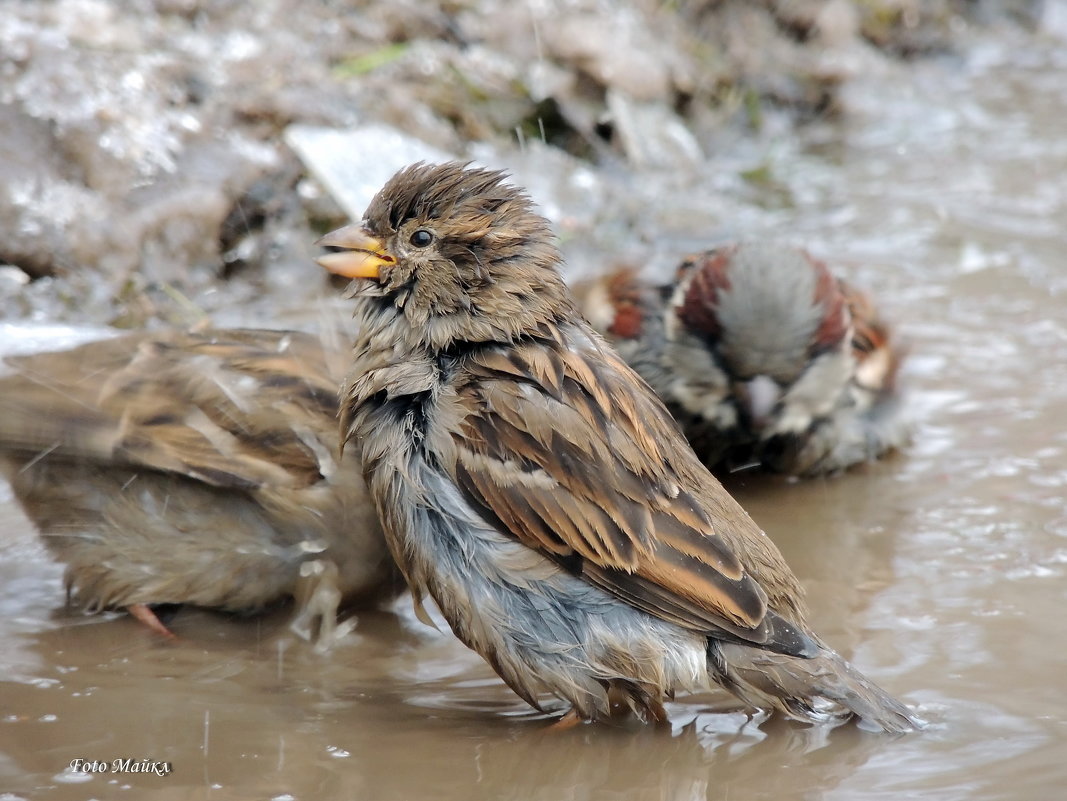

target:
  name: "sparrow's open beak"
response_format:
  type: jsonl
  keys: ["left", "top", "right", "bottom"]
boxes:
{"left": 315, "top": 224, "right": 395, "bottom": 280}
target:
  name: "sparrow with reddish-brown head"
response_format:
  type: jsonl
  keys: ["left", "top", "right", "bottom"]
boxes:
{"left": 0, "top": 329, "right": 399, "bottom": 639}
{"left": 578, "top": 244, "right": 909, "bottom": 476}
{"left": 317, "top": 162, "right": 921, "bottom": 731}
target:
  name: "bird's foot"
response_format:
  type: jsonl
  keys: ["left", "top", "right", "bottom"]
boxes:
{"left": 546, "top": 708, "right": 586, "bottom": 732}
{"left": 128, "top": 604, "right": 177, "bottom": 638}
{"left": 291, "top": 559, "right": 349, "bottom": 651}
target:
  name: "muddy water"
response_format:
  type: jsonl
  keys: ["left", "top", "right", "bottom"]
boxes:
{"left": 2, "top": 22, "right": 1066, "bottom": 801}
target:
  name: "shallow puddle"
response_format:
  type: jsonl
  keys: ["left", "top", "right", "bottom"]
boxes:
{"left": 2, "top": 19, "right": 1066, "bottom": 801}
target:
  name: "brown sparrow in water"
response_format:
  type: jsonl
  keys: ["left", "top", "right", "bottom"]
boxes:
{"left": 577, "top": 244, "right": 909, "bottom": 476}
{"left": 317, "top": 162, "right": 921, "bottom": 732}
{"left": 0, "top": 328, "right": 398, "bottom": 639}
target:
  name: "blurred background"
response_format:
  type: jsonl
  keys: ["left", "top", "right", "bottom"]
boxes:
{"left": 1, "top": 1, "right": 1066, "bottom": 799}
{"left": 0, "top": 0, "right": 1054, "bottom": 328}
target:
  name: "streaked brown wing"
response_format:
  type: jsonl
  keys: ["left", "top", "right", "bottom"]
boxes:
{"left": 447, "top": 328, "right": 813, "bottom": 654}
{"left": 1, "top": 329, "right": 340, "bottom": 492}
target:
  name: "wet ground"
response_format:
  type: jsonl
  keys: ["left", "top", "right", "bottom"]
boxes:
{"left": 2, "top": 6, "right": 1067, "bottom": 801}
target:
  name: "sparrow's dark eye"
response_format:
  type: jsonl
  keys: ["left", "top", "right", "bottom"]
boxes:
{"left": 410, "top": 229, "right": 434, "bottom": 248}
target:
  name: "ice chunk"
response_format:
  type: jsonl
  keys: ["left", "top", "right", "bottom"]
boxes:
{"left": 285, "top": 124, "right": 455, "bottom": 221}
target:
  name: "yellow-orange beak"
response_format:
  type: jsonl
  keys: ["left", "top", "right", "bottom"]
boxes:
{"left": 315, "top": 224, "right": 395, "bottom": 280}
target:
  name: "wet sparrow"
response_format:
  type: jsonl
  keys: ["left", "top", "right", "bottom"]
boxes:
{"left": 317, "top": 162, "right": 921, "bottom": 731}
{"left": 578, "top": 244, "right": 909, "bottom": 476}
{"left": 0, "top": 328, "right": 398, "bottom": 639}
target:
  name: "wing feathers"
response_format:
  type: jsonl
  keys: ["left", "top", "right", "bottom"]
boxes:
{"left": 448, "top": 326, "right": 798, "bottom": 651}
{"left": 1, "top": 330, "right": 340, "bottom": 493}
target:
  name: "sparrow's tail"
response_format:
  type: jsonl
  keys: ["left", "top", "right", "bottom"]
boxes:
{"left": 709, "top": 639, "right": 923, "bottom": 734}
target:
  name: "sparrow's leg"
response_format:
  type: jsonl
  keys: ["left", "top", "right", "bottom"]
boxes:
{"left": 546, "top": 708, "right": 585, "bottom": 731}
{"left": 128, "top": 603, "right": 177, "bottom": 638}
{"left": 290, "top": 559, "right": 344, "bottom": 648}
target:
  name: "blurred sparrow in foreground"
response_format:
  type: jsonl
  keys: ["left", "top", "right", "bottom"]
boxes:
{"left": 577, "top": 244, "right": 909, "bottom": 476}
{"left": 0, "top": 329, "right": 398, "bottom": 640}
{"left": 317, "top": 162, "right": 921, "bottom": 732}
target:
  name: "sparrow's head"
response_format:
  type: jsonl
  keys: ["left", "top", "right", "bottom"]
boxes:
{"left": 316, "top": 162, "right": 570, "bottom": 348}
{"left": 665, "top": 243, "right": 855, "bottom": 440}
